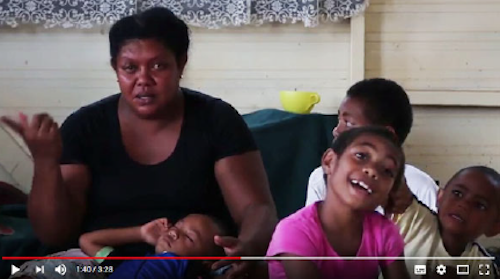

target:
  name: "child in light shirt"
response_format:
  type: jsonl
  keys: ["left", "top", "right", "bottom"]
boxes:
{"left": 392, "top": 166, "right": 500, "bottom": 278}
{"left": 306, "top": 78, "right": 438, "bottom": 213}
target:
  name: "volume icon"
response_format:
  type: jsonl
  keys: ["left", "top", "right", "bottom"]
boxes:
{"left": 54, "top": 264, "right": 66, "bottom": 276}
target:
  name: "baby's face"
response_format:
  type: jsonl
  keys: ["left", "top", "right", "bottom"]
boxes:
{"left": 155, "top": 214, "right": 221, "bottom": 256}
{"left": 438, "top": 170, "right": 500, "bottom": 241}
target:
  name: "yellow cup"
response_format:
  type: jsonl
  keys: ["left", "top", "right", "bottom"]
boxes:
{"left": 279, "top": 91, "right": 321, "bottom": 114}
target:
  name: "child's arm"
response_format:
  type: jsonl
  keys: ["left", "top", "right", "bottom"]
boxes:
{"left": 79, "top": 218, "right": 169, "bottom": 256}
{"left": 380, "top": 253, "right": 410, "bottom": 279}
{"left": 281, "top": 253, "right": 321, "bottom": 279}
{"left": 384, "top": 178, "right": 414, "bottom": 216}
{"left": 79, "top": 226, "right": 143, "bottom": 257}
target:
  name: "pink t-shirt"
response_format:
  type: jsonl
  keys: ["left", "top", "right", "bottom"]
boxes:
{"left": 266, "top": 202, "right": 404, "bottom": 279}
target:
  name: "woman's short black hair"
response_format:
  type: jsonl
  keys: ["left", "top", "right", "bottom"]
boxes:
{"left": 330, "top": 126, "right": 406, "bottom": 188}
{"left": 346, "top": 78, "right": 413, "bottom": 144}
{"left": 109, "top": 7, "right": 190, "bottom": 66}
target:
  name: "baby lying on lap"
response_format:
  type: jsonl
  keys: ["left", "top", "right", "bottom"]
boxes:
{"left": 392, "top": 166, "right": 500, "bottom": 279}
{"left": 79, "top": 214, "right": 228, "bottom": 279}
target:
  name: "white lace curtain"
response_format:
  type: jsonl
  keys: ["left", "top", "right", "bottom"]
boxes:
{"left": 0, "top": 0, "right": 368, "bottom": 29}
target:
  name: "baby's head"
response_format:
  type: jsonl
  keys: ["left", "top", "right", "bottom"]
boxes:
{"left": 155, "top": 214, "right": 228, "bottom": 256}
{"left": 438, "top": 166, "right": 500, "bottom": 242}
{"left": 322, "top": 126, "right": 406, "bottom": 211}
{"left": 334, "top": 78, "right": 413, "bottom": 145}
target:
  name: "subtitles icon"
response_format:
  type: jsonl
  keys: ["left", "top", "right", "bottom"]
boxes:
{"left": 55, "top": 264, "right": 67, "bottom": 276}
{"left": 456, "top": 265, "right": 469, "bottom": 276}
{"left": 414, "top": 265, "right": 427, "bottom": 275}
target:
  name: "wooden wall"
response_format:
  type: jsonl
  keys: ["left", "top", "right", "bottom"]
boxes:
{"left": 0, "top": 23, "right": 352, "bottom": 192}
{"left": 0, "top": 0, "right": 499, "bottom": 247}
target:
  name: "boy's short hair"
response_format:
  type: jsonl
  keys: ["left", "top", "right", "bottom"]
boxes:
{"left": 447, "top": 166, "right": 500, "bottom": 204}
{"left": 445, "top": 166, "right": 500, "bottom": 217}
{"left": 205, "top": 216, "right": 232, "bottom": 258}
{"left": 448, "top": 166, "right": 500, "bottom": 186}
{"left": 346, "top": 78, "right": 413, "bottom": 144}
{"left": 206, "top": 215, "right": 230, "bottom": 237}
{"left": 178, "top": 214, "right": 230, "bottom": 237}
{"left": 330, "top": 126, "right": 406, "bottom": 190}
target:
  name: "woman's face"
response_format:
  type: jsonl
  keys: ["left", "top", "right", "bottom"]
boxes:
{"left": 114, "top": 39, "right": 187, "bottom": 118}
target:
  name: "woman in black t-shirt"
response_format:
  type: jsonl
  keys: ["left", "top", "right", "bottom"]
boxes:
{"left": 2, "top": 7, "right": 277, "bottom": 279}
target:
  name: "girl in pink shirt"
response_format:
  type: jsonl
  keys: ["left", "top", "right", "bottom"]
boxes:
{"left": 267, "top": 126, "right": 410, "bottom": 279}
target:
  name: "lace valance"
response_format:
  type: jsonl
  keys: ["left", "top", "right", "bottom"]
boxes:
{"left": 0, "top": 0, "right": 368, "bottom": 29}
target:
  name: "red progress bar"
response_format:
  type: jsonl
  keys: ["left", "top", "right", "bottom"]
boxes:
{"left": 3, "top": 256, "right": 241, "bottom": 260}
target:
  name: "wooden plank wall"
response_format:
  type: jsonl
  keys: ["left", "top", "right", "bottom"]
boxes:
{"left": 0, "top": 23, "right": 351, "bottom": 192}
{"left": 0, "top": 1, "right": 499, "bottom": 246}
{"left": 367, "top": 0, "right": 500, "bottom": 105}
{"left": 184, "top": 24, "right": 351, "bottom": 113}
{"left": 366, "top": 0, "right": 500, "bottom": 247}
{"left": 365, "top": 0, "right": 500, "bottom": 183}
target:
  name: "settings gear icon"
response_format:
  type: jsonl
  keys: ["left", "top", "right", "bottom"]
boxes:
{"left": 436, "top": 264, "right": 447, "bottom": 276}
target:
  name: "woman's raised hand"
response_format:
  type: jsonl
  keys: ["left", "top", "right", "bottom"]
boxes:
{"left": 1, "top": 113, "right": 62, "bottom": 162}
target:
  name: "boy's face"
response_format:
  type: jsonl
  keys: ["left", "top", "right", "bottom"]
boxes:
{"left": 333, "top": 97, "right": 373, "bottom": 138}
{"left": 155, "top": 214, "right": 222, "bottom": 256}
{"left": 323, "top": 134, "right": 402, "bottom": 211}
{"left": 438, "top": 170, "right": 500, "bottom": 241}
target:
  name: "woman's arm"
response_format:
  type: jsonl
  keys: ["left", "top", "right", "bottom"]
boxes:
{"left": 79, "top": 226, "right": 142, "bottom": 257}
{"left": 380, "top": 254, "right": 410, "bottom": 279}
{"left": 2, "top": 113, "right": 91, "bottom": 246}
{"left": 215, "top": 151, "right": 278, "bottom": 254}
{"left": 212, "top": 151, "right": 277, "bottom": 278}
{"left": 30, "top": 164, "right": 90, "bottom": 246}
{"left": 281, "top": 254, "right": 321, "bottom": 279}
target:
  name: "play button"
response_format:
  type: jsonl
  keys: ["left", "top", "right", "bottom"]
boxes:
{"left": 11, "top": 265, "right": 20, "bottom": 275}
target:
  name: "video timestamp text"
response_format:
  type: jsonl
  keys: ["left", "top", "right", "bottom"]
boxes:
{"left": 76, "top": 265, "right": 114, "bottom": 273}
